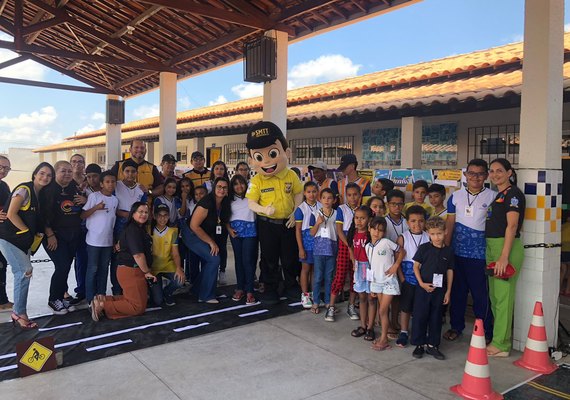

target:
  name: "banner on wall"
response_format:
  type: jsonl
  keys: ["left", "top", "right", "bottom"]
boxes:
{"left": 358, "top": 169, "right": 374, "bottom": 182}
{"left": 436, "top": 169, "right": 462, "bottom": 181}
{"left": 411, "top": 169, "right": 433, "bottom": 184}
{"left": 374, "top": 169, "right": 391, "bottom": 181}
{"left": 390, "top": 169, "right": 413, "bottom": 186}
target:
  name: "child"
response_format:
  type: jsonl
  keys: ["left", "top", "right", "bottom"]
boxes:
{"left": 427, "top": 183, "right": 447, "bottom": 219}
{"left": 403, "top": 180, "right": 434, "bottom": 217}
{"left": 150, "top": 204, "right": 185, "bottom": 306}
{"left": 309, "top": 188, "right": 337, "bottom": 313}
{"left": 367, "top": 216, "right": 404, "bottom": 350}
{"left": 372, "top": 178, "right": 394, "bottom": 200}
{"left": 561, "top": 211, "right": 570, "bottom": 296}
{"left": 325, "top": 183, "right": 361, "bottom": 322}
{"left": 385, "top": 190, "right": 409, "bottom": 243}
{"left": 175, "top": 177, "right": 196, "bottom": 227}
{"left": 81, "top": 171, "right": 118, "bottom": 305}
{"left": 411, "top": 216, "right": 454, "bottom": 360}
{"left": 395, "top": 205, "right": 429, "bottom": 347}
{"left": 84, "top": 163, "right": 102, "bottom": 196}
{"left": 295, "top": 181, "right": 321, "bottom": 308}
{"left": 366, "top": 196, "right": 386, "bottom": 217}
{"left": 348, "top": 206, "right": 375, "bottom": 341}
{"left": 228, "top": 174, "right": 257, "bottom": 305}
{"left": 154, "top": 177, "right": 178, "bottom": 226}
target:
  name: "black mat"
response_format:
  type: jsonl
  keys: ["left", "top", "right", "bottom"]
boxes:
{"left": 0, "top": 286, "right": 303, "bottom": 381}
{"left": 503, "top": 363, "right": 570, "bottom": 399}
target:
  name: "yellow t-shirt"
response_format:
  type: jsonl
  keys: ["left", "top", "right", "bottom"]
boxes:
{"left": 403, "top": 201, "right": 434, "bottom": 218}
{"left": 562, "top": 222, "right": 570, "bottom": 252}
{"left": 151, "top": 226, "right": 179, "bottom": 274}
{"left": 246, "top": 168, "right": 303, "bottom": 219}
{"left": 116, "top": 160, "right": 157, "bottom": 190}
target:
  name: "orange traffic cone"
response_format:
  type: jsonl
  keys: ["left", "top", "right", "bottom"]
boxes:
{"left": 450, "top": 319, "right": 503, "bottom": 400}
{"left": 514, "top": 301, "right": 558, "bottom": 374}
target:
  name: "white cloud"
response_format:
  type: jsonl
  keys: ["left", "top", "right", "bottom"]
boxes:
{"left": 0, "top": 106, "right": 63, "bottom": 149}
{"left": 231, "top": 82, "right": 263, "bottom": 99}
{"left": 0, "top": 32, "right": 48, "bottom": 81}
{"left": 75, "top": 122, "right": 106, "bottom": 135}
{"left": 178, "top": 96, "right": 191, "bottom": 109}
{"left": 565, "top": 23, "right": 570, "bottom": 32}
{"left": 288, "top": 54, "right": 361, "bottom": 88}
{"left": 208, "top": 95, "right": 228, "bottom": 106}
{"left": 132, "top": 103, "right": 159, "bottom": 119}
{"left": 91, "top": 112, "right": 105, "bottom": 121}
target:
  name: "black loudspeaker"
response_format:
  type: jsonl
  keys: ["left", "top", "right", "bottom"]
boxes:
{"left": 243, "top": 36, "right": 276, "bottom": 83}
{"left": 106, "top": 99, "right": 125, "bottom": 124}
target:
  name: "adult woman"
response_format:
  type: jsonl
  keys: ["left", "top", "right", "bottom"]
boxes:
{"left": 485, "top": 158, "right": 525, "bottom": 357}
{"left": 188, "top": 177, "right": 231, "bottom": 303}
{"left": 0, "top": 155, "right": 13, "bottom": 311}
{"left": 91, "top": 202, "right": 156, "bottom": 320}
{"left": 42, "top": 160, "right": 86, "bottom": 315}
{"left": 235, "top": 161, "right": 250, "bottom": 181}
{"left": 70, "top": 153, "right": 88, "bottom": 305}
{"left": 0, "top": 162, "right": 54, "bottom": 329}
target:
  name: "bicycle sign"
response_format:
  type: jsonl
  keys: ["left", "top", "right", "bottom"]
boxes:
{"left": 20, "top": 341, "right": 52, "bottom": 372}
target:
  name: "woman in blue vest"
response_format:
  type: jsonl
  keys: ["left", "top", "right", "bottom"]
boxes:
{"left": 0, "top": 162, "right": 54, "bottom": 329}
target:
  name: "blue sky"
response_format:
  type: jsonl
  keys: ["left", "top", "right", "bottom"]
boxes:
{"left": 0, "top": 0, "right": 567, "bottom": 152}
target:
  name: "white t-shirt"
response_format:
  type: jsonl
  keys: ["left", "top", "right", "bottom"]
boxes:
{"left": 83, "top": 191, "right": 118, "bottom": 247}
{"left": 115, "top": 180, "right": 145, "bottom": 212}
{"left": 385, "top": 214, "right": 409, "bottom": 243}
{"left": 366, "top": 238, "right": 399, "bottom": 284}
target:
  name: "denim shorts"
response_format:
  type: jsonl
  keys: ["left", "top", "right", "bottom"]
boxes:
{"left": 353, "top": 261, "right": 370, "bottom": 293}
{"left": 299, "top": 250, "right": 314, "bottom": 264}
{"left": 370, "top": 275, "right": 400, "bottom": 295}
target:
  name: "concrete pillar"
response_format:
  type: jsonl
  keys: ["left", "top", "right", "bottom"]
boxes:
{"left": 86, "top": 148, "right": 98, "bottom": 165}
{"left": 400, "top": 116, "right": 422, "bottom": 169}
{"left": 262, "top": 30, "right": 288, "bottom": 136}
{"left": 105, "top": 94, "right": 122, "bottom": 169}
{"left": 147, "top": 142, "right": 156, "bottom": 165}
{"left": 158, "top": 72, "right": 178, "bottom": 158}
{"left": 191, "top": 137, "right": 205, "bottom": 154}
{"left": 513, "top": 0, "right": 564, "bottom": 351}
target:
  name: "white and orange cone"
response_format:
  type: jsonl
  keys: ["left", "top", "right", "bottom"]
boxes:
{"left": 450, "top": 319, "right": 503, "bottom": 400}
{"left": 514, "top": 301, "right": 558, "bottom": 374}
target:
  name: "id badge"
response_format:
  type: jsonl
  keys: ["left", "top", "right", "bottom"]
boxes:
{"left": 464, "top": 205, "right": 474, "bottom": 217}
{"left": 216, "top": 225, "right": 222, "bottom": 235}
{"left": 366, "top": 268, "right": 374, "bottom": 282}
{"left": 432, "top": 273, "right": 443, "bottom": 288}
{"left": 320, "top": 226, "right": 330, "bottom": 239}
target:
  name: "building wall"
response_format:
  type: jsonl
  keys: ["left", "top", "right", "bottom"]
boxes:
{"left": 2, "top": 148, "right": 41, "bottom": 189}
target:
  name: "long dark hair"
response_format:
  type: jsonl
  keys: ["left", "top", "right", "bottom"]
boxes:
{"left": 162, "top": 177, "right": 178, "bottom": 197}
{"left": 230, "top": 174, "right": 248, "bottom": 200}
{"left": 31, "top": 162, "right": 55, "bottom": 182}
{"left": 176, "top": 176, "right": 195, "bottom": 199}
{"left": 205, "top": 177, "right": 231, "bottom": 223}
{"left": 209, "top": 160, "right": 229, "bottom": 182}
{"left": 346, "top": 205, "right": 372, "bottom": 249}
{"left": 490, "top": 158, "right": 517, "bottom": 186}
{"left": 127, "top": 201, "right": 149, "bottom": 226}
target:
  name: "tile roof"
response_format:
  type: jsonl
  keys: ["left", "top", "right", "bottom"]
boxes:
{"left": 35, "top": 33, "right": 570, "bottom": 153}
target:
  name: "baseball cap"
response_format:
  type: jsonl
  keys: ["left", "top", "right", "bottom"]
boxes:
{"left": 246, "top": 121, "right": 286, "bottom": 150}
{"left": 191, "top": 151, "right": 204, "bottom": 160}
{"left": 154, "top": 203, "right": 170, "bottom": 215}
{"left": 161, "top": 154, "right": 177, "bottom": 163}
{"left": 308, "top": 161, "right": 328, "bottom": 171}
{"left": 338, "top": 154, "right": 357, "bottom": 171}
{"left": 85, "top": 163, "right": 102, "bottom": 175}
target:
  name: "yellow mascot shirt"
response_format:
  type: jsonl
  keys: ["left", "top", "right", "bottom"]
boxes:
{"left": 246, "top": 168, "right": 303, "bottom": 220}
{"left": 151, "top": 226, "right": 179, "bottom": 275}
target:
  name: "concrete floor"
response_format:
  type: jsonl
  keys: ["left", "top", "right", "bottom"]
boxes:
{"left": 0, "top": 248, "right": 568, "bottom": 400}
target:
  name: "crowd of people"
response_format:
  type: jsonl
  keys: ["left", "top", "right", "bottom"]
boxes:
{"left": 0, "top": 134, "right": 528, "bottom": 360}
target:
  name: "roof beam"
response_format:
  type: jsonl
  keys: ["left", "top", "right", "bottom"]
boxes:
{"left": 0, "top": 0, "right": 8, "bottom": 17}
{"left": 0, "top": 54, "right": 29, "bottom": 69}
{"left": 13, "top": 0, "right": 23, "bottom": 50}
{"left": 0, "top": 76, "right": 112, "bottom": 94}
{"left": 25, "top": 0, "right": 69, "bottom": 44}
{"left": 22, "top": 16, "right": 66, "bottom": 37}
{"left": 0, "top": 16, "right": 14, "bottom": 34}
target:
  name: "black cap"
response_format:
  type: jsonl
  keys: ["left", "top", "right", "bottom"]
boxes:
{"left": 246, "top": 121, "right": 286, "bottom": 150}
{"left": 338, "top": 154, "right": 357, "bottom": 171}
{"left": 154, "top": 203, "right": 170, "bottom": 215}
{"left": 85, "top": 163, "right": 102, "bottom": 174}
{"left": 161, "top": 154, "right": 176, "bottom": 163}
{"left": 191, "top": 151, "right": 204, "bottom": 160}
{"left": 121, "top": 158, "right": 139, "bottom": 171}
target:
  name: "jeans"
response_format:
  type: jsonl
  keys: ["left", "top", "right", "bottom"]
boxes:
{"left": 0, "top": 251, "right": 9, "bottom": 304}
{"left": 180, "top": 223, "right": 201, "bottom": 283}
{"left": 46, "top": 229, "right": 82, "bottom": 302}
{"left": 85, "top": 245, "right": 112, "bottom": 302}
{"left": 149, "top": 272, "right": 184, "bottom": 305}
{"left": 313, "top": 255, "right": 335, "bottom": 305}
{"left": 74, "top": 227, "right": 88, "bottom": 298}
{"left": 216, "top": 232, "right": 228, "bottom": 273}
{"left": 185, "top": 231, "right": 219, "bottom": 302}
{"left": 0, "top": 239, "right": 32, "bottom": 315}
{"left": 230, "top": 236, "right": 257, "bottom": 293}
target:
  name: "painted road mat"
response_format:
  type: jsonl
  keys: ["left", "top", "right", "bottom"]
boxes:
{"left": 0, "top": 286, "right": 303, "bottom": 381}
{"left": 503, "top": 363, "right": 570, "bottom": 399}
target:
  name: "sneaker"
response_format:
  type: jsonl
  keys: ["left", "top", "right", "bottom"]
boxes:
{"left": 62, "top": 298, "right": 76, "bottom": 312}
{"left": 396, "top": 332, "right": 409, "bottom": 348}
{"left": 218, "top": 271, "right": 227, "bottom": 286}
{"left": 412, "top": 345, "right": 425, "bottom": 359}
{"left": 426, "top": 345, "right": 445, "bottom": 360}
{"left": 347, "top": 304, "right": 359, "bottom": 320}
{"left": 325, "top": 306, "right": 336, "bottom": 322}
{"left": 68, "top": 296, "right": 88, "bottom": 310}
{"left": 301, "top": 292, "right": 313, "bottom": 309}
{"left": 48, "top": 299, "right": 68, "bottom": 315}
{"left": 164, "top": 296, "right": 176, "bottom": 307}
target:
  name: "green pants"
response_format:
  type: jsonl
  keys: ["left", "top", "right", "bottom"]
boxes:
{"left": 486, "top": 237, "right": 524, "bottom": 352}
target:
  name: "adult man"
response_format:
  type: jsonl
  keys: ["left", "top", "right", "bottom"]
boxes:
{"left": 308, "top": 161, "right": 338, "bottom": 201}
{"left": 444, "top": 159, "right": 496, "bottom": 343}
{"left": 160, "top": 154, "right": 180, "bottom": 181}
{"left": 183, "top": 151, "right": 209, "bottom": 187}
{"left": 337, "top": 154, "right": 371, "bottom": 205}
{"left": 70, "top": 153, "right": 89, "bottom": 308}
{"left": 110, "top": 139, "right": 163, "bottom": 197}
{"left": 0, "top": 155, "right": 12, "bottom": 311}
{"left": 246, "top": 121, "right": 303, "bottom": 304}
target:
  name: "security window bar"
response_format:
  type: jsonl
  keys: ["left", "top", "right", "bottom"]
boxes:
{"left": 467, "top": 124, "right": 520, "bottom": 166}
{"left": 224, "top": 143, "right": 249, "bottom": 165}
{"left": 289, "top": 136, "right": 354, "bottom": 165}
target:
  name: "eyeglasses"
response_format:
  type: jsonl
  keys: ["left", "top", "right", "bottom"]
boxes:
{"left": 215, "top": 186, "right": 229, "bottom": 191}
{"left": 388, "top": 202, "right": 404, "bottom": 207}
{"left": 0, "top": 166, "right": 11, "bottom": 172}
{"left": 465, "top": 171, "right": 487, "bottom": 178}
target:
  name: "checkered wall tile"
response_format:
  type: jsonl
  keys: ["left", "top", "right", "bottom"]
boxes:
{"left": 520, "top": 169, "right": 563, "bottom": 234}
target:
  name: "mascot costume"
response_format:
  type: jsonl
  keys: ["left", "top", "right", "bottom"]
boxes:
{"left": 245, "top": 121, "right": 303, "bottom": 304}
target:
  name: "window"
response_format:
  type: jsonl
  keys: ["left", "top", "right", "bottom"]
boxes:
{"left": 422, "top": 123, "right": 458, "bottom": 167}
{"left": 97, "top": 152, "right": 106, "bottom": 165}
{"left": 176, "top": 147, "right": 187, "bottom": 164}
{"left": 362, "top": 127, "right": 401, "bottom": 168}
{"left": 468, "top": 124, "right": 519, "bottom": 166}
{"left": 289, "top": 136, "right": 353, "bottom": 166}
{"left": 224, "top": 143, "right": 249, "bottom": 165}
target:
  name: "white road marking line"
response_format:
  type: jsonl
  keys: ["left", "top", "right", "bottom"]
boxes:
{"left": 39, "top": 322, "right": 83, "bottom": 332}
{"left": 0, "top": 364, "right": 17, "bottom": 372}
{"left": 85, "top": 339, "right": 133, "bottom": 352}
{"left": 288, "top": 302, "right": 302, "bottom": 307}
{"left": 173, "top": 322, "right": 210, "bottom": 332}
{"left": 239, "top": 309, "right": 269, "bottom": 318}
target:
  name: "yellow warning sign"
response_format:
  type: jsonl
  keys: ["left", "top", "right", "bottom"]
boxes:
{"left": 19, "top": 341, "right": 52, "bottom": 372}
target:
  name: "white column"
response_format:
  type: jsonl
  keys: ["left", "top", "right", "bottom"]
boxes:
{"left": 86, "top": 148, "right": 97, "bottom": 165}
{"left": 147, "top": 142, "right": 156, "bottom": 165}
{"left": 513, "top": 0, "right": 564, "bottom": 351}
{"left": 192, "top": 137, "right": 205, "bottom": 154}
{"left": 158, "top": 72, "right": 178, "bottom": 158}
{"left": 262, "top": 30, "right": 288, "bottom": 136}
{"left": 400, "top": 116, "right": 422, "bottom": 169}
{"left": 105, "top": 94, "right": 122, "bottom": 170}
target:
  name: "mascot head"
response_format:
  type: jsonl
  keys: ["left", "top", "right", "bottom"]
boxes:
{"left": 246, "top": 121, "right": 290, "bottom": 177}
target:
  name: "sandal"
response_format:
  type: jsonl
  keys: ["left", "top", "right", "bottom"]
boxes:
{"left": 443, "top": 329, "right": 461, "bottom": 341}
{"left": 371, "top": 340, "right": 391, "bottom": 351}
{"left": 311, "top": 304, "right": 320, "bottom": 314}
{"left": 246, "top": 293, "right": 257, "bottom": 305}
{"left": 364, "top": 329, "right": 375, "bottom": 341}
{"left": 487, "top": 344, "right": 510, "bottom": 358}
{"left": 387, "top": 331, "right": 399, "bottom": 341}
{"left": 351, "top": 326, "right": 366, "bottom": 337}
{"left": 10, "top": 313, "right": 38, "bottom": 330}
{"left": 232, "top": 290, "right": 245, "bottom": 302}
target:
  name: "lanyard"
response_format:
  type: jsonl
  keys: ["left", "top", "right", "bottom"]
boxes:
{"left": 466, "top": 188, "right": 484, "bottom": 207}
{"left": 387, "top": 215, "right": 403, "bottom": 236}
{"left": 409, "top": 232, "right": 423, "bottom": 251}
{"left": 306, "top": 201, "right": 318, "bottom": 214}
{"left": 320, "top": 208, "right": 333, "bottom": 224}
